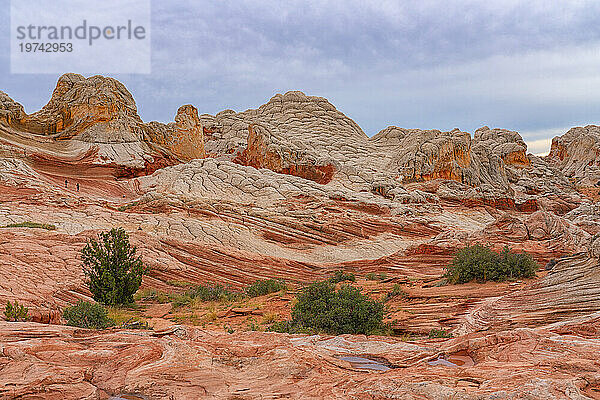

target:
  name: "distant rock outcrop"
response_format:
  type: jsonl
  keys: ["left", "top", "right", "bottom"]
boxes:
{"left": 146, "top": 104, "right": 206, "bottom": 161}
{"left": 0, "top": 91, "right": 26, "bottom": 126}
{"left": 547, "top": 125, "right": 600, "bottom": 186}
{"left": 372, "top": 127, "right": 475, "bottom": 184}
{"left": 0, "top": 74, "right": 207, "bottom": 173}
{"left": 8, "top": 73, "right": 144, "bottom": 140}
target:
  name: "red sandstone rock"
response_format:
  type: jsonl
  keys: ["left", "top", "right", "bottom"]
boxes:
{"left": 0, "top": 75, "right": 598, "bottom": 399}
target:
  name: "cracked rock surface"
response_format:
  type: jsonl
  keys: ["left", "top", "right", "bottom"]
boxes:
{"left": 0, "top": 74, "right": 599, "bottom": 399}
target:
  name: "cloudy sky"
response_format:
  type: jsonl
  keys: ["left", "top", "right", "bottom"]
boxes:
{"left": 2, "top": 0, "right": 600, "bottom": 154}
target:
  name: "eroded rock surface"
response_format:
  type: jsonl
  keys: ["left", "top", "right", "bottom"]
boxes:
{"left": 548, "top": 125, "right": 600, "bottom": 186}
{"left": 0, "top": 74, "right": 598, "bottom": 399}
{"left": 146, "top": 104, "right": 206, "bottom": 161}
{"left": 1, "top": 318, "right": 599, "bottom": 399}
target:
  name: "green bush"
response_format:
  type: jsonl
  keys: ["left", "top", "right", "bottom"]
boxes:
{"left": 172, "top": 283, "right": 240, "bottom": 307}
{"left": 4, "top": 300, "right": 29, "bottom": 321}
{"left": 365, "top": 272, "right": 387, "bottom": 281}
{"left": 328, "top": 270, "right": 356, "bottom": 284}
{"left": 63, "top": 301, "right": 114, "bottom": 329}
{"left": 244, "top": 279, "right": 287, "bottom": 297}
{"left": 2, "top": 221, "right": 56, "bottom": 230}
{"left": 82, "top": 228, "right": 147, "bottom": 306}
{"left": 428, "top": 328, "right": 452, "bottom": 339}
{"left": 289, "top": 281, "right": 384, "bottom": 335}
{"left": 383, "top": 284, "right": 408, "bottom": 302}
{"left": 266, "top": 320, "right": 316, "bottom": 334}
{"left": 444, "top": 245, "right": 537, "bottom": 284}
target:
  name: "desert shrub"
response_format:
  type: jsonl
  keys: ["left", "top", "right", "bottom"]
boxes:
{"left": 444, "top": 244, "right": 537, "bottom": 284}
{"left": 166, "top": 280, "right": 194, "bottom": 288}
{"left": 82, "top": 228, "right": 147, "bottom": 306}
{"left": 63, "top": 301, "right": 114, "bottom": 329}
{"left": 186, "top": 283, "right": 239, "bottom": 301}
{"left": 383, "top": 284, "right": 408, "bottom": 302}
{"left": 328, "top": 270, "right": 356, "bottom": 284}
{"left": 428, "top": 328, "right": 452, "bottom": 339}
{"left": 496, "top": 247, "right": 538, "bottom": 280}
{"left": 265, "top": 320, "right": 317, "bottom": 334}
{"left": 172, "top": 283, "right": 240, "bottom": 307}
{"left": 261, "top": 311, "right": 279, "bottom": 324}
{"left": 244, "top": 279, "right": 287, "bottom": 297}
{"left": 4, "top": 300, "right": 29, "bottom": 321}
{"left": 365, "top": 272, "right": 387, "bottom": 281}
{"left": 134, "top": 288, "right": 171, "bottom": 303}
{"left": 2, "top": 221, "right": 56, "bottom": 230}
{"left": 290, "top": 281, "right": 384, "bottom": 335}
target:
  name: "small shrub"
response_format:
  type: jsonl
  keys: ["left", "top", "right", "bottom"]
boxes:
{"left": 428, "top": 328, "right": 452, "bottom": 339}
{"left": 134, "top": 288, "right": 170, "bottom": 303}
{"left": 203, "top": 307, "right": 218, "bottom": 322}
{"left": 246, "top": 317, "right": 263, "bottom": 331}
{"left": 244, "top": 279, "right": 287, "bottom": 297}
{"left": 266, "top": 320, "right": 315, "bottom": 334}
{"left": 2, "top": 221, "right": 56, "bottom": 230}
{"left": 172, "top": 283, "right": 240, "bottom": 307}
{"left": 290, "top": 281, "right": 384, "bottom": 335}
{"left": 166, "top": 280, "right": 194, "bottom": 288}
{"left": 4, "top": 300, "right": 29, "bottom": 321}
{"left": 366, "top": 272, "right": 387, "bottom": 281}
{"left": 261, "top": 311, "right": 279, "bottom": 324}
{"left": 188, "top": 283, "right": 240, "bottom": 302}
{"left": 384, "top": 284, "right": 408, "bottom": 302}
{"left": 328, "top": 270, "right": 356, "bottom": 284}
{"left": 82, "top": 228, "right": 147, "bottom": 306}
{"left": 444, "top": 244, "right": 538, "bottom": 284}
{"left": 63, "top": 301, "right": 114, "bottom": 329}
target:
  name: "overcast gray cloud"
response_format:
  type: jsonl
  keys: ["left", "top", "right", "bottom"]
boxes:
{"left": 2, "top": 0, "right": 600, "bottom": 154}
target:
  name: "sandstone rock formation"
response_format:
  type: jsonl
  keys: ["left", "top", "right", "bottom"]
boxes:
{"left": 458, "top": 236, "right": 600, "bottom": 335}
{"left": 0, "top": 74, "right": 598, "bottom": 399}
{"left": 0, "top": 74, "right": 205, "bottom": 174}
{"left": 547, "top": 125, "right": 600, "bottom": 186}
{"left": 1, "top": 316, "right": 599, "bottom": 399}
{"left": 146, "top": 104, "right": 206, "bottom": 161}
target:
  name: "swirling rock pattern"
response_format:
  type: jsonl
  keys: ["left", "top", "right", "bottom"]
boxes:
{"left": 0, "top": 74, "right": 598, "bottom": 399}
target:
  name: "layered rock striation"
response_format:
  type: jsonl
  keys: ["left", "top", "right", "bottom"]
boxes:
{"left": 0, "top": 74, "right": 599, "bottom": 399}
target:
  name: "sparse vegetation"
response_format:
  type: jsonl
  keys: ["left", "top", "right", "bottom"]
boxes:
{"left": 444, "top": 244, "right": 538, "bottom": 284}
{"left": 244, "top": 278, "right": 287, "bottom": 297}
{"left": 269, "top": 280, "right": 385, "bottom": 335}
{"left": 202, "top": 306, "right": 219, "bottom": 323}
{"left": 134, "top": 288, "right": 171, "bottom": 303}
{"left": 428, "top": 328, "right": 452, "bottom": 339}
{"left": 81, "top": 227, "right": 147, "bottom": 306}
{"left": 172, "top": 283, "right": 240, "bottom": 307}
{"left": 63, "top": 300, "right": 114, "bottom": 329}
{"left": 4, "top": 300, "right": 29, "bottom": 321}
{"left": 266, "top": 320, "right": 315, "bottom": 334}
{"left": 117, "top": 200, "right": 142, "bottom": 212}
{"left": 107, "top": 306, "right": 149, "bottom": 329}
{"left": 383, "top": 284, "right": 408, "bottom": 302}
{"left": 2, "top": 221, "right": 56, "bottom": 230}
{"left": 328, "top": 270, "right": 356, "bottom": 284}
{"left": 261, "top": 311, "right": 279, "bottom": 324}
{"left": 365, "top": 272, "right": 387, "bottom": 281}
